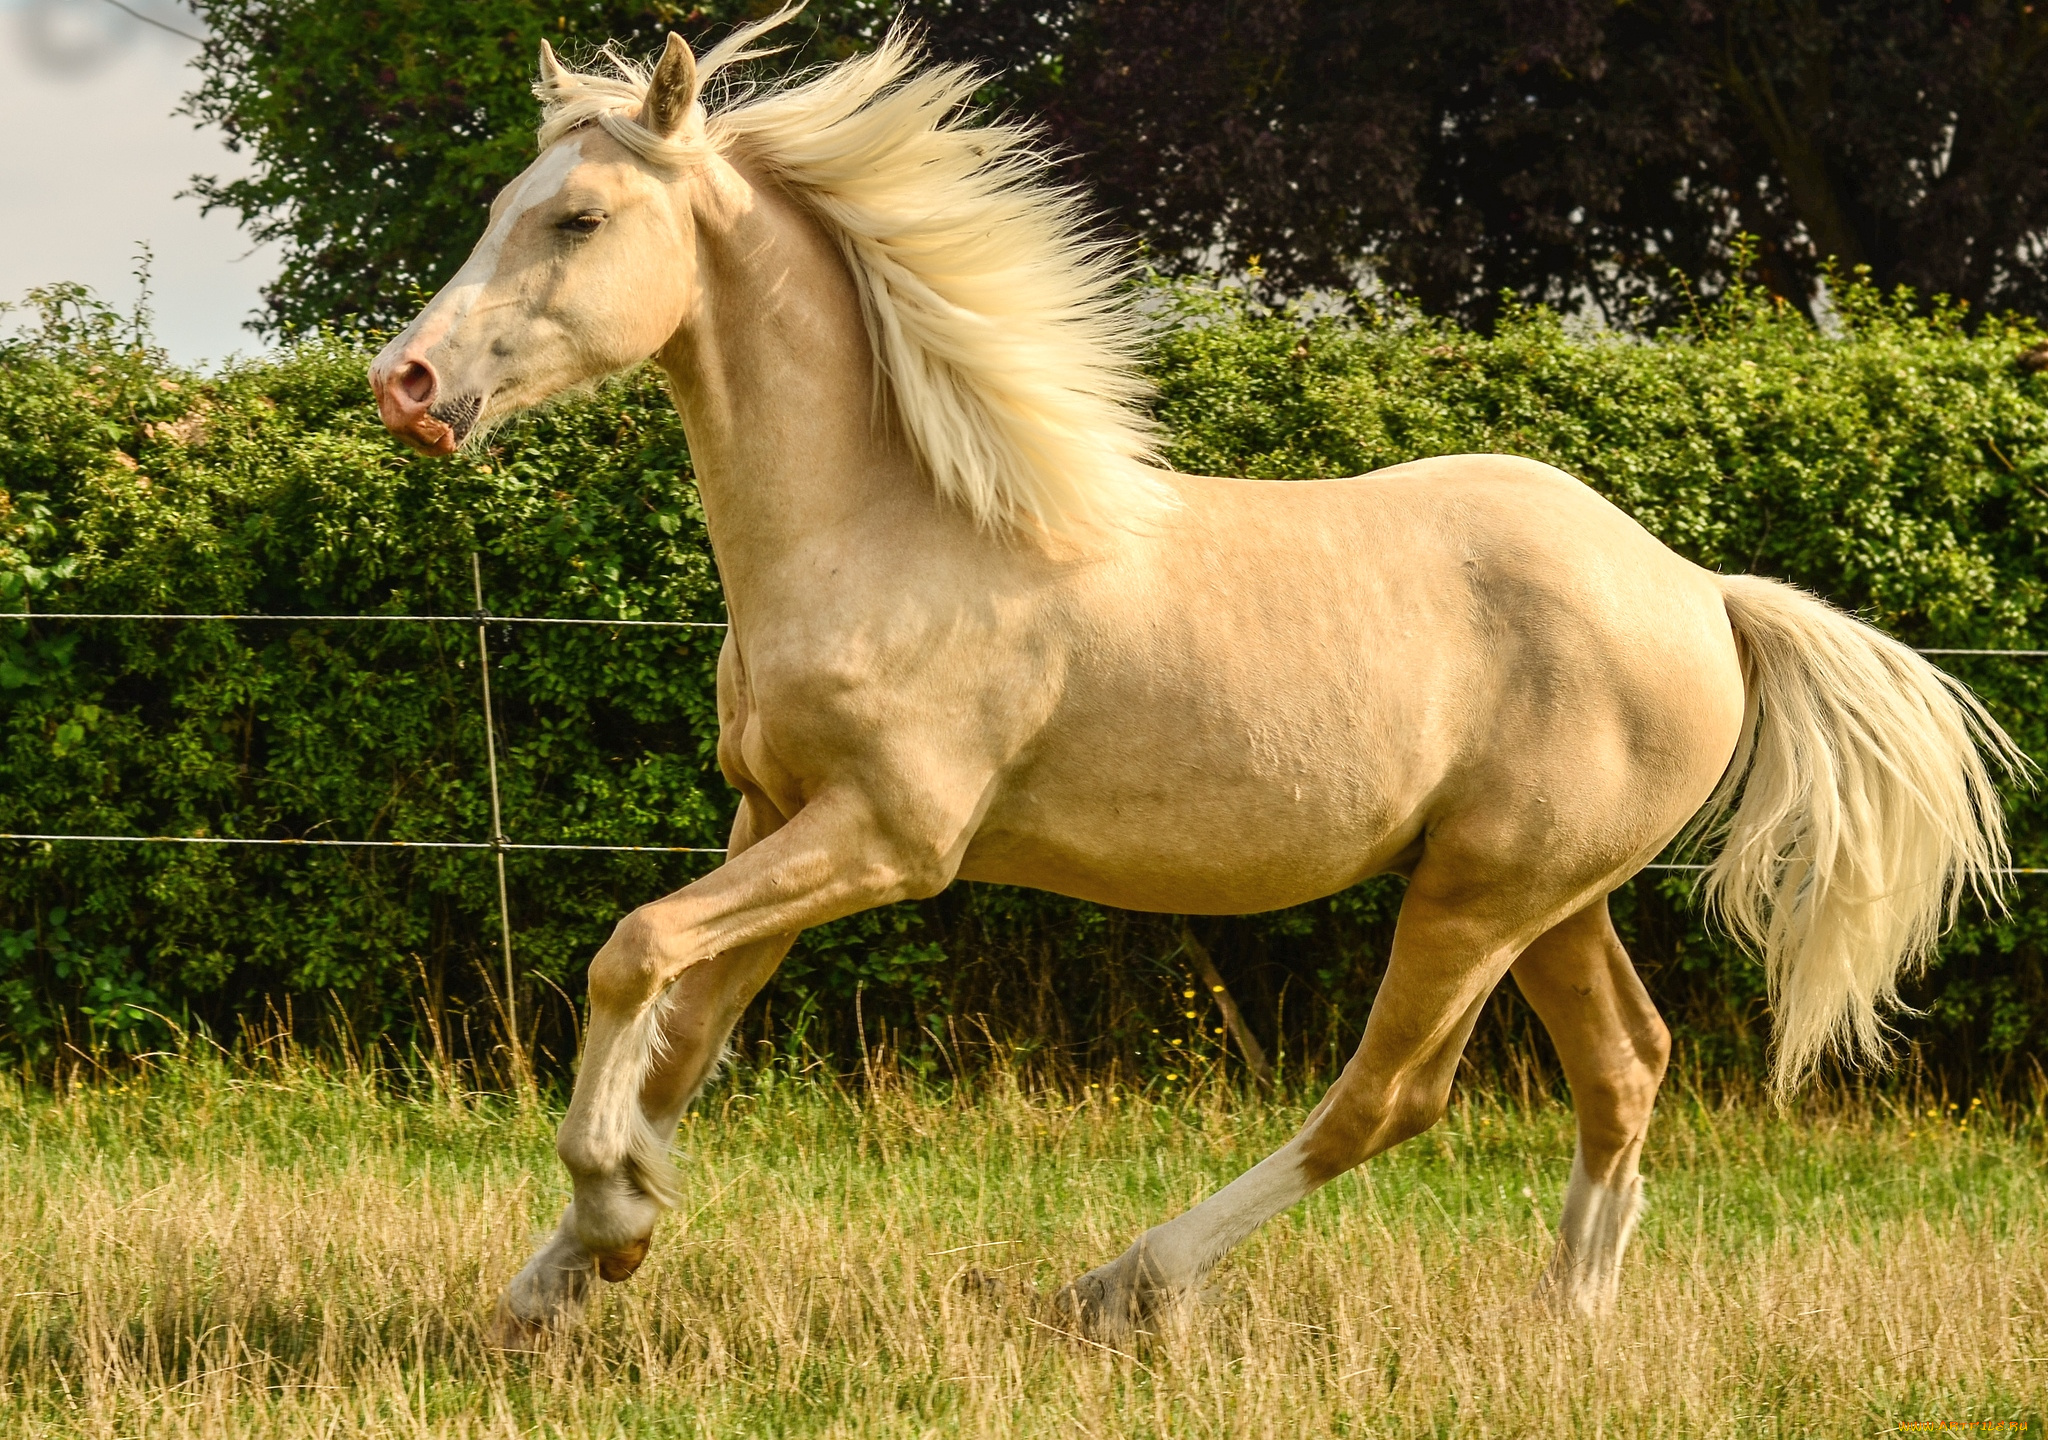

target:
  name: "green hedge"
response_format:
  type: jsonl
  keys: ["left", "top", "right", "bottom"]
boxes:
{"left": 2, "top": 278, "right": 2044, "bottom": 1086}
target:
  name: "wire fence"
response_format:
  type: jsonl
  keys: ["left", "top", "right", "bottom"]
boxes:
{"left": 7, "top": 563, "right": 2048, "bottom": 1072}
{"left": 5, "top": 577, "right": 2047, "bottom": 888}
{"left": 21, "top": 612, "right": 727, "bottom": 629}
{"left": 0, "top": 584, "right": 729, "bottom": 852}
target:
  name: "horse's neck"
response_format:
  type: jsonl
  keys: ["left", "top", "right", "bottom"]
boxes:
{"left": 655, "top": 158, "right": 940, "bottom": 627}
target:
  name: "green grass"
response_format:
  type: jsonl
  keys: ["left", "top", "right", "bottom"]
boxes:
{"left": 0, "top": 1049, "right": 2042, "bottom": 1437}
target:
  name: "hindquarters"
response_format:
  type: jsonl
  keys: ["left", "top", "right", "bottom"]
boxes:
{"left": 1396, "top": 459, "right": 1751, "bottom": 919}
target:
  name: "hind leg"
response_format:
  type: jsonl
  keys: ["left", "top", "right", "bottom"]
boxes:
{"left": 1056, "top": 865, "right": 1564, "bottom": 1342}
{"left": 1509, "top": 896, "right": 1670, "bottom": 1316}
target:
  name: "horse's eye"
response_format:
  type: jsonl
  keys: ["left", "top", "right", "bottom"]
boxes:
{"left": 558, "top": 211, "right": 607, "bottom": 235}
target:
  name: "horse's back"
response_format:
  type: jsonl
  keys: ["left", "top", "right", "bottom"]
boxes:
{"left": 1175, "top": 452, "right": 1737, "bottom": 695}
{"left": 1136, "top": 452, "right": 1738, "bottom": 723}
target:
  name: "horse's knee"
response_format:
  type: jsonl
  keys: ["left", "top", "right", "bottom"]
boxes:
{"left": 588, "top": 908, "right": 669, "bottom": 1010}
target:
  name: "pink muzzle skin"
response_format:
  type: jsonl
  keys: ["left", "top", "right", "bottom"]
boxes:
{"left": 369, "top": 352, "right": 460, "bottom": 455}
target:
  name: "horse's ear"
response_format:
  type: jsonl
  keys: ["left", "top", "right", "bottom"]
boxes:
{"left": 641, "top": 31, "right": 700, "bottom": 137}
{"left": 537, "top": 39, "right": 567, "bottom": 89}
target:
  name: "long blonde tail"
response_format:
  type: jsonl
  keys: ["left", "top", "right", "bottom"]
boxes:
{"left": 1703, "top": 575, "right": 2029, "bottom": 1096}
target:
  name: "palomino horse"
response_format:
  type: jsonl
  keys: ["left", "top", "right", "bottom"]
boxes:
{"left": 370, "top": 13, "right": 2021, "bottom": 1345}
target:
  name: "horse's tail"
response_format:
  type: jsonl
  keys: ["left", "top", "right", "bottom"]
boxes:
{"left": 1701, "top": 574, "right": 2028, "bottom": 1097}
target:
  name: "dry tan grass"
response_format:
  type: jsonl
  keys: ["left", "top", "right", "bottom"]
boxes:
{"left": 0, "top": 1053, "right": 2041, "bottom": 1436}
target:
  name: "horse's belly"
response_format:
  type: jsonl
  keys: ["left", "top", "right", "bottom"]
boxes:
{"left": 955, "top": 760, "right": 1425, "bottom": 914}
{"left": 951, "top": 521, "right": 1456, "bottom": 911}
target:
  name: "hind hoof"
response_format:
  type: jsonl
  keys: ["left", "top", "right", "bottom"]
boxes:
{"left": 1052, "top": 1242, "right": 1189, "bottom": 1345}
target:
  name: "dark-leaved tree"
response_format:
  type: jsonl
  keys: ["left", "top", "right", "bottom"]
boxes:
{"left": 910, "top": 0, "right": 2048, "bottom": 328}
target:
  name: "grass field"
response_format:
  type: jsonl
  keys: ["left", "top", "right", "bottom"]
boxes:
{"left": 0, "top": 1047, "right": 2041, "bottom": 1438}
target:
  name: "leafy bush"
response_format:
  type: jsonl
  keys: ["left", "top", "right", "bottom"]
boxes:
{"left": 2, "top": 276, "right": 2043, "bottom": 1087}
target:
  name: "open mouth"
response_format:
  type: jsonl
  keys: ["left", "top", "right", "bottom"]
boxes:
{"left": 427, "top": 393, "right": 483, "bottom": 447}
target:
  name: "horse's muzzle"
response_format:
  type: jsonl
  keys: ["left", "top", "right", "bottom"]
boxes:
{"left": 369, "top": 352, "right": 467, "bottom": 454}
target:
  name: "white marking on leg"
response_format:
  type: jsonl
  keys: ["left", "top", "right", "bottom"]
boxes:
{"left": 579, "top": 980, "right": 683, "bottom": 1215}
{"left": 1060, "top": 1138, "right": 1326, "bottom": 1339}
{"left": 1135, "top": 1140, "right": 1323, "bottom": 1289}
{"left": 1541, "top": 1143, "right": 1644, "bottom": 1314}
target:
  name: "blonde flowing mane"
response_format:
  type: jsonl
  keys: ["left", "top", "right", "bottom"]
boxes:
{"left": 534, "top": 9, "right": 1175, "bottom": 536}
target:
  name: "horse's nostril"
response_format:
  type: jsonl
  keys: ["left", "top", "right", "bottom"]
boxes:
{"left": 397, "top": 359, "right": 437, "bottom": 406}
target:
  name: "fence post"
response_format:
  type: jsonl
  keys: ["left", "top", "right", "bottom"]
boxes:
{"left": 471, "top": 551, "right": 526, "bottom": 1084}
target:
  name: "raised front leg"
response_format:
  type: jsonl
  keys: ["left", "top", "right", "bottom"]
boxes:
{"left": 1509, "top": 897, "right": 1670, "bottom": 1316}
{"left": 489, "top": 790, "right": 941, "bottom": 1345}
{"left": 1056, "top": 873, "right": 1545, "bottom": 1343}
{"left": 490, "top": 925, "right": 797, "bottom": 1346}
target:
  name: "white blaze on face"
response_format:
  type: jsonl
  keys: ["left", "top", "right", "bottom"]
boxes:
{"left": 393, "top": 137, "right": 587, "bottom": 359}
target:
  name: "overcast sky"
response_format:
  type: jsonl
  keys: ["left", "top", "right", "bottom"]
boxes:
{"left": 0, "top": 0, "right": 277, "bottom": 367}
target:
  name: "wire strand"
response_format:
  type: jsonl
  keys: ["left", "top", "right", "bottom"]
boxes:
{"left": 1640, "top": 862, "right": 2048, "bottom": 876}
{"left": 0, "top": 833, "right": 725, "bottom": 854}
{"left": 2, "top": 837, "right": 2041, "bottom": 872}
{"left": 0, "top": 612, "right": 724, "bottom": 628}
{"left": 8, "top": 613, "right": 2047, "bottom": 652}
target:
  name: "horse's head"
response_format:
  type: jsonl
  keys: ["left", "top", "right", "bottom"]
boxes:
{"left": 370, "top": 34, "right": 711, "bottom": 453}
{"left": 369, "top": 11, "right": 1170, "bottom": 538}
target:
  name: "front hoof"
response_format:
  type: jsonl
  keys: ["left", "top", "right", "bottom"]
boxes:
{"left": 1051, "top": 1249, "right": 1182, "bottom": 1345}
{"left": 595, "top": 1237, "right": 651, "bottom": 1283}
{"left": 495, "top": 1210, "right": 597, "bottom": 1342}
{"left": 1534, "top": 1263, "right": 1616, "bottom": 1320}
{"left": 484, "top": 1300, "right": 553, "bottom": 1353}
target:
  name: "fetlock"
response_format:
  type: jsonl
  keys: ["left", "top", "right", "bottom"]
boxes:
{"left": 569, "top": 1173, "right": 663, "bottom": 1277}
